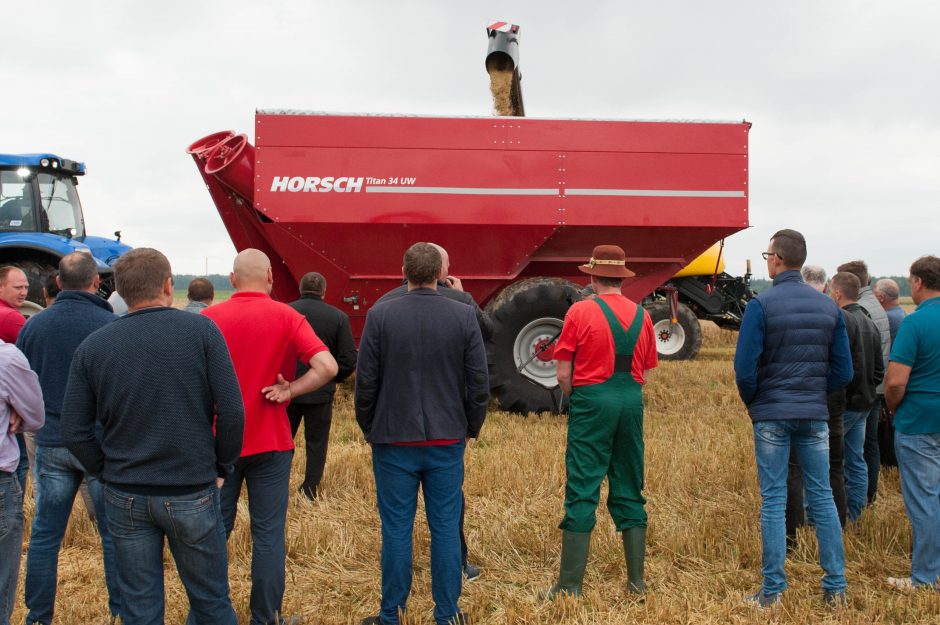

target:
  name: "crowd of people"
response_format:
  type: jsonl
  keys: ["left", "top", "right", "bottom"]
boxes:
{"left": 733, "top": 230, "right": 939, "bottom": 606}
{"left": 0, "top": 232, "right": 937, "bottom": 625}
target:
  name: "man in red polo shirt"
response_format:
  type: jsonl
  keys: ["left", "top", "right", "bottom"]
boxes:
{"left": 547, "top": 244, "right": 658, "bottom": 599}
{"left": 0, "top": 266, "right": 28, "bottom": 343}
{"left": 203, "top": 248, "right": 338, "bottom": 625}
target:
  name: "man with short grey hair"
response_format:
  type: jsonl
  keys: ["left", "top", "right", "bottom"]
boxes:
{"left": 874, "top": 278, "right": 906, "bottom": 343}
{"left": 801, "top": 265, "right": 828, "bottom": 292}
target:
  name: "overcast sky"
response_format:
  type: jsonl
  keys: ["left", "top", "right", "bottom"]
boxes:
{"left": 7, "top": 1, "right": 938, "bottom": 279}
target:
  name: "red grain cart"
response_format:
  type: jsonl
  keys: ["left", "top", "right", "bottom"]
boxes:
{"left": 189, "top": 112, "right": 749, "bottom": 413}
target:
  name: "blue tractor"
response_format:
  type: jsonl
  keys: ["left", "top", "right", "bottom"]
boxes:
{"left": 0, "top": 153, "right": 131, "bottom": 312}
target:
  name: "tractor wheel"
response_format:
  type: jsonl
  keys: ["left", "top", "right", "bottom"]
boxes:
{"left": 645, "top": 301, "right": 702, "bottom": 361}
{"left": 16, "top": 260, "right": 58, "bottom": 308}
{"left": 485, "top": 278, "right": 582, "bottom": 415}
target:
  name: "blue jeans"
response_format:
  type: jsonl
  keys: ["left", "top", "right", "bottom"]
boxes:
{"left": 104, "top": 484, "right": 236, "bottom": 625}
{"left": 372, "top": 442, "right": 465, "bottom": 625}
{"left": 753, "top": 420, "right": 846, "bottom": 595}
{"left": 219, "top": 451, "right": 293, "bottom": 625}
{"left": 894, "top": 431, "right": 940, "bottom": 588}
{"left": 0, "top": 470, "right": 24, "bottom": 625}
{"left": 843, "top": 410, "right": 869, "bottom": 523}
{"left": 25, "top": 445, "right": 121, "bottom": 623}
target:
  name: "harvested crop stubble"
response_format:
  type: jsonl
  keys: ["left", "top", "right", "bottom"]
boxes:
{"left": 11, "top": 323, "right": 940, "bottom": 623}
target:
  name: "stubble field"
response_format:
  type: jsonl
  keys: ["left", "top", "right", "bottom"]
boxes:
{"left": 11, "top": 323, "right": 939, "bottom": 624}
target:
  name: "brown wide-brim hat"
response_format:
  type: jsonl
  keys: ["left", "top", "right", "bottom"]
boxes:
{"left": 578, "top": 244, "right": 636, "bottom": 278}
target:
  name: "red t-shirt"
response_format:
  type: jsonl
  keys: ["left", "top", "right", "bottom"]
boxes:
{"left": 202, "top": 291, "right": 328, "bottom": 456}
{"left": 0, "top": 300, "right": 25, "bottom": 344}
{"left": 554, "top": 294, "right": 658, "bottom": 386}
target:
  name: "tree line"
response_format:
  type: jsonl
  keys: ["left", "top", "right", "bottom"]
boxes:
{"left": 750, "top": 276, "right": 912, "bottom": 296}
{"left": 173, "top": 274, "right": 234, "bottom": 292}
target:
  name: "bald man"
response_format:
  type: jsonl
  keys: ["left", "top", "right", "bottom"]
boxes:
{"left": 202, "top": 249, "right": 338, "bottom": 625}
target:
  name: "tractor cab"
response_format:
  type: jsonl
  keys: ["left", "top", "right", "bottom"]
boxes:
{"left": 0, "top": 155, "right": 86, "bottom": 238}
{"left": 0, "top": 153, "right": 130, "bottom": 307}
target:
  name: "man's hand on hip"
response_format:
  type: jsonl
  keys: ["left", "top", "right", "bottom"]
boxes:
{"left": 262, "top": 374, "right": 293, "bottom": 404}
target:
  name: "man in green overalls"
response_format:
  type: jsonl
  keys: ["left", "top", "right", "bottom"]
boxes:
{"left": 549, "top": 244, "right": 659, "bottom": 597}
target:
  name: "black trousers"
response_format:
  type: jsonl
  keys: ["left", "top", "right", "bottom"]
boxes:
{"left": 878, "top": 397, "right": 898, "bottom": 468}
{"left": 864, "top": 395, "right": 882, "bottom": 503}
{"left": 288, "top": 401, "right": 333, "bottom": 495}
{"left": 786, "top": 411, "right": 846, "bottom": 540}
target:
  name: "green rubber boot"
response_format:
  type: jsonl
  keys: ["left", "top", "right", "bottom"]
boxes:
{"left": 623, "top": 526, "right": 647, "bottom": 594}
{"left": 544, "top": 530, "right": 592, "bottom": 599}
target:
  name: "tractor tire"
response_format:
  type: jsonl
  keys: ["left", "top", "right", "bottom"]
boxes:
{"left": 645, "top": 301, "right": 702, "bottom": 361}
{"left": 485, "top": 278, "right": 582, "bottom": 415}
{"left": 16, "top": 260, "right": 58, "bottom": 308}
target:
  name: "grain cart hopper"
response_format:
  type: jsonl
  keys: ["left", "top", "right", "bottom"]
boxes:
{"left": 0, "top": 153, "right": 131, "bottom": 314}
{"left": 188, "top": 24, "right": 750, "bottom": 414}
{"left": 483, "top": 22, "right": 753, "bottom": 363}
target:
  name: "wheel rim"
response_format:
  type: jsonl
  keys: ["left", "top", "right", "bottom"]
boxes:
{"left": 653, "top": 318, "right": 686, "bottom": 356}
{"left": 512, "top": 317, "right": 564, "bottom": 388}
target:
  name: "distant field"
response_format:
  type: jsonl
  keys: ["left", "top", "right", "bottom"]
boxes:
{"left": 12, "top": 323, "right": 938, "bottom": 624}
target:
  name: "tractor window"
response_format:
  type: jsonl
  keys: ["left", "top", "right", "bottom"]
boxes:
{"left": 0, "top": 170, "right": 37, "bottom": 231}
{"left": 37, "top": 173, "right": 85, "bottom": 238}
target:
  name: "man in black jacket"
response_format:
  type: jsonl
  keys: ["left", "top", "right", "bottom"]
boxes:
{"left": 288, "top": 272, "right": 357, "bottom": 500}
{"left": 830, "top": 271, "right": 885, "bottom": 523}
{"left": 356, "top": 243, "right": 488, "bottom": 625}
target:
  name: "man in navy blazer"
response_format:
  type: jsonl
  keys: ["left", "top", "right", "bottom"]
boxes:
{"left": 356, "top": 242, "right": 488, "bottom": 625}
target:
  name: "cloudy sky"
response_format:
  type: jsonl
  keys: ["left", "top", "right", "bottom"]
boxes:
{"left": 7, "top": 1, "right": 938, "bottom": 278}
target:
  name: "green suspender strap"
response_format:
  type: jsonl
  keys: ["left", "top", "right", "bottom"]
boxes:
{"left": 593, "top": 297, "right": 644, "bottom": 374}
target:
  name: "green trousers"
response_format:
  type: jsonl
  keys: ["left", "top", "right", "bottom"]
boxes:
{"left": 561, "top": 374, "right": 646, "bottom": 533}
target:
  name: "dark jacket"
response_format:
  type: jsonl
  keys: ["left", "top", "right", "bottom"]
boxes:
{"left": 288, "top": 294, "right": 357, "bottom": 403}
{"left": 61, "top": 307, "right": 244, "bottom": 492}
{"left": 842, "top": 303, "right": 885, "bottom": 411}
{"left": 355, "top": 288, "right": 489, "bottom": 443}
{"left": 377, "top": 280, "right": 493, "bottom": 341}
{"left": 15, "top": 290, "right": 116, "bottom": 447}
{"left": 734, "top": 270, "right": 854, "bottom": 421}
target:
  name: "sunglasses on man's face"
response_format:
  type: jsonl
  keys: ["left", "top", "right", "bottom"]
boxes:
{"left": 761, "top": 252, "right": 782, "bottom": 261}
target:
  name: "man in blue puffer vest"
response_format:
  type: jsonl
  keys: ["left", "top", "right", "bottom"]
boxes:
{"left": 734, "top": 229, "right": 854, "bottom": 608}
